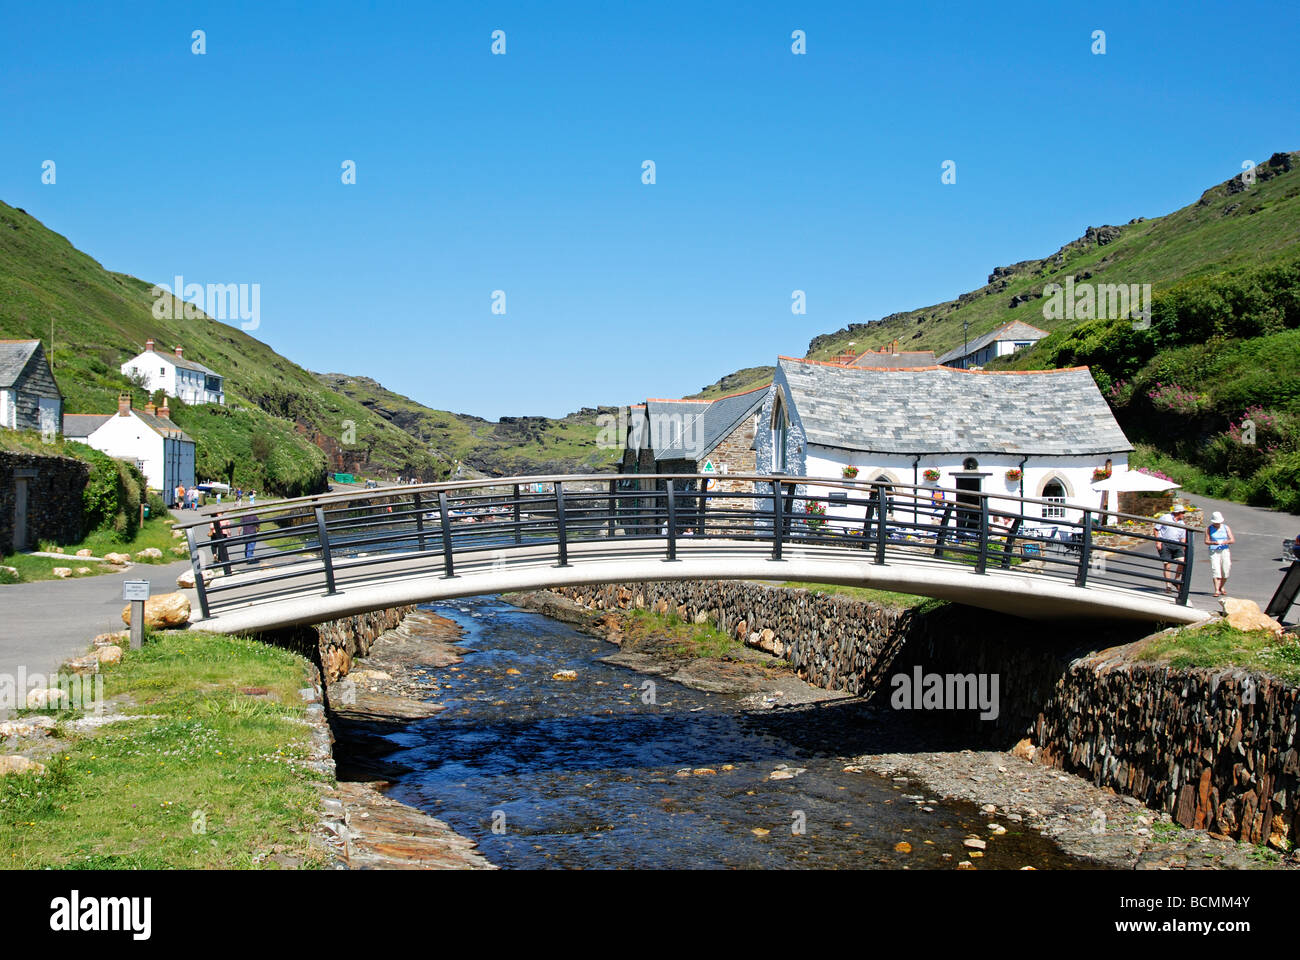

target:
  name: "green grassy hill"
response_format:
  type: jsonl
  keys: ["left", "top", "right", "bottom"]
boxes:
{"left": 314, "top": 372, "right": 619, "bottom": 476}
{"left": 0, "top": 201, "right": 459, "bottom": 493}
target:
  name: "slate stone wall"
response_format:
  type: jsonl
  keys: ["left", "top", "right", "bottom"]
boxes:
{"left": 552, "top": 579, "right": 1299, "bottom": 848}
{"left": 0, "top": 451, "right": 89, "bottom": 553}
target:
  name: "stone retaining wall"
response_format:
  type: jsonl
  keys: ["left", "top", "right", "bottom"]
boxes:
{"left": 0, "top": 451, "right": 89, "bottom": 553}
{"left": 256, "top": 605, "right": 416, "bottom": 683}
{"left": 552, "top": 580, "right": 1299, "bottom": 848}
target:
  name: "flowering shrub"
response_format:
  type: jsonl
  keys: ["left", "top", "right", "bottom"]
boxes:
{"left": 923, "top": 469, "right": 940, "bottom": 483}
{"left": 841, "top": 465, "right": 859, "bottom": 479}
{"left": 1134, "top": 466, "right": 1175, "bottom": 483}
{"left": 1005, "top": 468, "right": 1022, "bottom": 482}
{"left": 1104, "top": 379, "right": 1134, "bottom": 406}
{"left": 804, "top": 499, "right": 827, "bottom": 532}
{"left": 1146, "top": 382, "right": 1207, "bottom": 415}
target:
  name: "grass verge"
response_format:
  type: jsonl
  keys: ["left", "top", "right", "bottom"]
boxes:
{"left": 782, "top": 581, "right": 932, "bottom": 609}
{"left": 0, "top": 630, "right": 327, "bottom": 869}
{"left": 1, "top": 515, "right": 185, "bottom": 584}
{"left": 1136, "top": 618, "right": 1300, "bottom": 684}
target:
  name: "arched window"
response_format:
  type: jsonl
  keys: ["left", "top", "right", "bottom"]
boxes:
{"left": 770, "top": 395, "right": 789, "bottom": 473}
{"left": 962, "top": 457, "right": 979, "bottom": 471}
{"left": 1042, "top": 478, "right": 1066, "bottom": 519}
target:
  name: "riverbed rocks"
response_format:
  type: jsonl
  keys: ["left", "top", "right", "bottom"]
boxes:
{"left": 121, "top": 591, "right": 190, "bottom": 628}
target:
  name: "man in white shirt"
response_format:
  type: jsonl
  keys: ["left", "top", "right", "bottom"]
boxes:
{"left": 1153, "top": 504, "right": 1188, "bottom": 593}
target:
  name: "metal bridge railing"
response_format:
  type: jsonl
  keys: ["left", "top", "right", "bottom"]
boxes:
{"left": 174, "top": 474, "right": 1201, "bottom": 621}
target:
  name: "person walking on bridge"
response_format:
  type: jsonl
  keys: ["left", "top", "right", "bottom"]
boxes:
{"left": 1153, "top": 503, "right": 1188, "bottom": 594}
{"left": 240, "top": 511, "right": 260, "bottom": 565}
{"left": 1205, "top": 511, "right": 1235, "bottom": 598}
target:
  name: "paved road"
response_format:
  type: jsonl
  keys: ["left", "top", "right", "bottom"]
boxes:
{"left": 0, "top": 559, "right": 191, "bottom": 716}
{"left": 1176, "top": 492, "right": 1299, "bottom": 623}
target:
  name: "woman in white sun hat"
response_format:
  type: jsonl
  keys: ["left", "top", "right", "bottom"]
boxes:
{"left": 1204, "top": 511, "right": 1235, "bottom": 597}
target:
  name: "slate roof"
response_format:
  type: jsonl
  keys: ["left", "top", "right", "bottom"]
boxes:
{"left": 62, "top": 414, "right": 112, "bottom": 439}
{"left": 63, "top": 410, "right": 193, "bottom": 443}
{"left": 776, "top": 357, "right": 1131, "bottom": 456}
{"left": 656, "top": 386, "right": 767, "bottom": 459}
{"left": 936, "top": 320, "right": 1048, "bottom": 365}
{"left": 170, "top": 354, "right": 220, "bottom": 377}
{"left": 849, "top": 349, "right": 937, "bottom": 369}
{"left": 0, "top": 340, "right": 40, "bottom": 388}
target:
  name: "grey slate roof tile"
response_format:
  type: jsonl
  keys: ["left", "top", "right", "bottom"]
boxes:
{"left": 777, "top": 357, "right": 1131, "bottom": 456}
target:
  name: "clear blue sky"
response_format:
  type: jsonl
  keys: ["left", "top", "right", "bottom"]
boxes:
{"left": 2, "top": 1, "right": 1296, "bottom": 419}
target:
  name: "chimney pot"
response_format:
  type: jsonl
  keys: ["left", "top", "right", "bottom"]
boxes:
{"left": 144, "top": 401, "right": 156, "bottom": 417}
{"left": 174, "top": 345, "right": 183, "bottom": 358}
{"left": 117, "top": 394, "right": 131, "bottom": 417}
{"left": 159, "top": 401, "right": 170, "bottom": 420}
{"left": 145, "top": 338, "right": 155, "bottom": 352}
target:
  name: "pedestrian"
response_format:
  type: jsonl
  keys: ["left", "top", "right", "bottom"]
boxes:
{"left": 1205, "top": 511, "right": 1235, "bottom": 597}
{"left": 209, "top": 512, "right": 232, "bottom": 575}
{"left": 240, "top": 511, "right": 259, "bottom": 564}
{"left": 175, "top": 482, "right": 185, "bottom": 508}
{"left": 1153, "top": 503, "right": 1188, "bottom": 594}
{"left": 249, "top": 491, "right": 256, "bottom": 507}
{"left": 235, "top": 487, "right": 243, "bottom": 504}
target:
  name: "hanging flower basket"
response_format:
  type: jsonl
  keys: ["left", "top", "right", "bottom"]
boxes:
{"left": 841, "top": 465, "right": 859, "bottom": 479}
{"left": 1005, "top": 468, "right": 1022, "bottom": 482}
{"left": 923, "top": 469, "right": 940, "bottom": 483}
{"left": 1092, "top": 467, "right": 1112, "bottom": 482}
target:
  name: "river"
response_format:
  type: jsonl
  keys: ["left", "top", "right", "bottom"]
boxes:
{"left": 379, "top": 595, "right": 1086, "bottom": 869}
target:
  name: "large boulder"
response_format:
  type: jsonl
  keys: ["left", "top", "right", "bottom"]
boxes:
{"left": 96, "top": 645, "right": 124, "bottom": 665}
{"left": 134, "top": 548, "right": 163, "bottom": 561}
{"left": 1221, "top": 598, "right": 1284, "bottom": 637}
{"left": 0, "top": 756, "right": 46, "bottom": 777}
{"left": 175, "top": 568, "right": 213, "bottom": 589}
{"left": 52, "top": 567, "right": 72, "bottom": 578}
{"left": 103, "top": 552, "right": 131, "bottom": 566}
{"left": 25, "top": 688, "right": 69, "bottom": 709}
{"left": 121, "top": 591, "right": 191, "bottom": 629}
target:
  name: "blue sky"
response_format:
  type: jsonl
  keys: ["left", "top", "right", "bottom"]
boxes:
{"left": 1, "top": 1, "right": 1296, "bottom": 418}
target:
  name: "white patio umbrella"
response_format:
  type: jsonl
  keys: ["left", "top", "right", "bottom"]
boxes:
{"left": 1090, "top": 468, "right": 1181, "bottom": 493}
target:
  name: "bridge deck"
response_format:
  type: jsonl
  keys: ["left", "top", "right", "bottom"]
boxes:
{"left": 185, "top": 535, "right": 1208, "bottom": 634}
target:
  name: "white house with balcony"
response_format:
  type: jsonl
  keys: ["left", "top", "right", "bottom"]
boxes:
{"left": 121, "top": 339, "right": 225, "bottom": 406}
{"left": 754, "top": 356, "right": 1131, "bottom": 527}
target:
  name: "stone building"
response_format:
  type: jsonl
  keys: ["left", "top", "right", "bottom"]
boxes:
{"left": 755, "top": 356, "right": 1131, "bottom": 525}
{"left": 0, "top": 339, "right": 62, "bottom": 435}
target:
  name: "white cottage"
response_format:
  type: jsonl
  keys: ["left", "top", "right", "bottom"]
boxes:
{"left": 937, "top": 320, "right": 1047, "bottom": 369}
{"left": 121, "top": 339, "right": 225, "bottom": 406}
{"left": 755, "top": 357, "right": 1131, "bottom": 525}
{"left": 64, "top": 396, "right": 196, "bottom": 506}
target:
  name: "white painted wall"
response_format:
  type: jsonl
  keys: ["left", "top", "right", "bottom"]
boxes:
{"left": 121, "top": 352, "right": 224, "bottom": 405}
{"left": 800, "top": 444, "right": 1128, "bottom": 528}
{"left": 83, "top": 412, "right": 196, "bottom": 503}
{"left": 0, "top": 389, "right": 12, "bottom": 428}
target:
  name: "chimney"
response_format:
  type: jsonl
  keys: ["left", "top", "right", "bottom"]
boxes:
{"left": 891, "top": 339, "right": 899, "bottom": 355}
{"left": 174, "top": 345, "right": 184, "bottom": 359}
{"left": 158, "top": 400, "right": 170, "bottom": 420}
{"left": 144, "top": 401, "right": 156, "bottom": 417}
{"left": 145, "top": 338, "right": 155, "bottom": 352}
{"left": 118, "top": 394, "right": 132, "bottom": 417}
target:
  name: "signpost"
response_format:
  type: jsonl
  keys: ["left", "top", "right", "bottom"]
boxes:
{"left": 123, "top": 579, "right": 150, "bottom": 650}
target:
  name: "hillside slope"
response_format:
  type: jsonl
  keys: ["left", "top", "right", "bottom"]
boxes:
{"left": 697, "top": 151, "right": 1300, "bottom": 399}
{"left": 314, "top": 372, "right": 620, "bottom": 476}
{"left": 0, "top": 200, "right": 455, "bottom": 493}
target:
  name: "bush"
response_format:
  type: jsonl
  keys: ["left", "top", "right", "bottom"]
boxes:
{"left": 146, "top": 489, "right": 168, "bottom": 520}
{"left": 69, "top": 443, "right": 147, "bottom": 543}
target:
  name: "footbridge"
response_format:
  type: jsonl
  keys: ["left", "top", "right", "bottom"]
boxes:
{"left": 174, "top": 474, "right": 1208, "bottom": 634}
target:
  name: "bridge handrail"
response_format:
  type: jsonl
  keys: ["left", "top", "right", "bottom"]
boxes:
{"left": 173, "top": 472, "right": 1203, "bottom": 534}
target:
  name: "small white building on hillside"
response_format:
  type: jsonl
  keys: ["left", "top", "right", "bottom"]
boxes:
{"left": 64, "top": 396, "right": 196, "bottom": 506}
{"left": 0, "top": 339, "right": 62, "bottom": 435}
{"left": 121, "top": 339, "right": 225, "bottom": 406}
{"left": 755, "top": 356, "right": 1131, "bottom": 526}
{"left": 937, "top": 320, "right": 1048, "bottom": 369}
